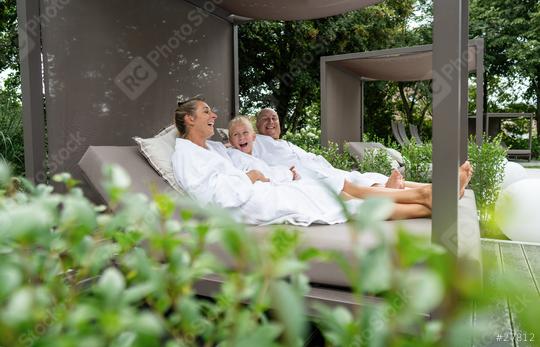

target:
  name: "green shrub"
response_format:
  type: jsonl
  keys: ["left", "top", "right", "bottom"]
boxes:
{"left": 0, "top": 91, "right": 24, "bottom": 175}
{"left": 0, "top": 165, "right": 313, "bottom": 346}
{"left": 468, "top": 135, "right": 507, "bottom": 236}
{"left": 282, "top": 116, "right": 359, "bottom": 171}
{"left": 0, "top": 163, "right": 538, "bottom": 345}
{"left": 401, "top": 142, "right": 432, "bottom": 183}
{"left": 358, "top": 148, "right": 393, "bottom": 176}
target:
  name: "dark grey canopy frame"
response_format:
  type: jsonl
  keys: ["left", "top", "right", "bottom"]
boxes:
{"left": 320, "top": 38, "right": 484, "bottom": 152}
{"left": 17, "top": 0, "right": 472, "bottom": 257}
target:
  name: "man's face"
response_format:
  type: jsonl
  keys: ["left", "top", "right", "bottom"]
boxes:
{"left": 256, "top": 110, "right": 280, "bottom": 139}
{"left": 229, "top": 122, "right": 256, "bottom": 154}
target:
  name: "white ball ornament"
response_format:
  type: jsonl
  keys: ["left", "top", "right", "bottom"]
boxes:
{"left": 495, "top": 179, "right": 540, "bottom": 243}
{"left": 502, "top": 161, "right": 527, "bottom": 189}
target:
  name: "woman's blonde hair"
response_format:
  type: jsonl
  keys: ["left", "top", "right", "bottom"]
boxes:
{"left": 174, "top": 95, "right": 205, "bottom": 137}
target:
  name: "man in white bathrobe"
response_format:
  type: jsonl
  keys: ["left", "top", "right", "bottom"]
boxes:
{"left": 252, "top": 108, "right": 403, "bottom": 189}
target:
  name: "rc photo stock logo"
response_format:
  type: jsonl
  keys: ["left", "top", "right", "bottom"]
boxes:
{"left": 18, "top": 33, "right": 36, "bottom": 60}
{"left": 114, "top": 57, "right": 158, "bottom": 101}
{"left": 431, "top": 71, "right": 452, "bottom": 108}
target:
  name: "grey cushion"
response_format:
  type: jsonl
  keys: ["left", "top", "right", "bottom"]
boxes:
{"left": 78, "top": 146, "right": 177, "bottom": 204}
{"left": 79, "top": 146, "right": 481, "bottom": 287}
{"left": 347, "top": 141, "right": 404, "bottom": 165}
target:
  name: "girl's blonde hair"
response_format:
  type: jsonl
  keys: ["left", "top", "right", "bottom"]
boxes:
{"left": 228, "top": 115, "right": 255, "bottom": 135}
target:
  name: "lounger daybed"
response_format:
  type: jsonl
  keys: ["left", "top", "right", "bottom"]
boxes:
{"left": 79, "top": 145, "right": 481, "bottom": 304}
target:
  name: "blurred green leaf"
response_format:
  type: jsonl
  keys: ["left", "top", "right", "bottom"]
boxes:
{"left": 235, "top": 324, "right": 282, "bottom": 347}
{"left": 59, "top": 196, "right": 98, "bottom": 237}
{"left": 96, "top": 268, "right": 126, "bottom": 303}
{"left": 353, "top": 197, "right": 394, "bottom": 229}
{"left": 269, "top": 280, "right": 306, "bottom": 346}
{"left": 400, "top": 269, "right": 444, "bottom": 313}
{"left": 2, "top": 286, "right": 33, "bottom": 324}
{"left": 0, "top": 264, "right": 22, "bottom": 299}
{"left": 0, "top": 159, "right": 11, "bottom": 187}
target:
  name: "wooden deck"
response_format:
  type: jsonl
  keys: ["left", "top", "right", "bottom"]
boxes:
{"left": 475, "top": 239, "right": 540, "bottom": 347}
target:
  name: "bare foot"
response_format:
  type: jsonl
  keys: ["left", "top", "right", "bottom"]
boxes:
{"left": 459, "top": 161, "right": 473, "bottom": 198}
{"left": 385, "top": 169, "right": 405, "bottom": 189}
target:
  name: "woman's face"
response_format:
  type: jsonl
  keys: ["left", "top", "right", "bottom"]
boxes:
{"left": 187, "top": 101, "right": 217, "bottom": 139}
{"left": 229, "top": 122, "right": 256, "bottom": 155}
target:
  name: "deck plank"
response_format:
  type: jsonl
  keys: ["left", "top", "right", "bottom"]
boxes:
{"left": 522, "top": 244, "right": 540, "bottom": 295}
{"left": 474, "top": 240, "right": 514, "bottom": 347}
{"left": 499, "top": 242, "right": 538, "bottom": 347}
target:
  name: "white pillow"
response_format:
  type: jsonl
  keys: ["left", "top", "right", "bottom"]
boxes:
{"left": 156, "top": 124, "right": 178, "bottom": 145}
{"left": 133, "top": 124, "right": 183, "bottom": 193}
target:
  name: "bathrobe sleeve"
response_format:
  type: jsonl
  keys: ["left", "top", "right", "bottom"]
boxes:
{"left": 172, "top": 139, "right": 253, "bottom": 208}
{"left": 226, "top": 147, "right": 293, "bottom": 183}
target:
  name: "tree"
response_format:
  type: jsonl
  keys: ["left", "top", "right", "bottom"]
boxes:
{"left": 0, "top": 0, "right": 20, "bottom": 93}
{"left": 470, "top": 0, "right": 540, "bottom": 137}
{"left": 238, "top": 0, "right": 416, "bottom": 135}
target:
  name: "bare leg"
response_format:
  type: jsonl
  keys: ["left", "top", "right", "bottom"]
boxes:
{"left": 342, "top": 161, "right": 472, "bottom": 208}
{"left": 343, "top": 180, "right": 432, "bottom": 208}
{"left": 402, "top": 161, "right": 472, "bottom": 191}
{"left": 389, "top": 203, "right": 431, "bottom": 220}
{"left": 403, "top": 181, "right": 430, "bottom": 188}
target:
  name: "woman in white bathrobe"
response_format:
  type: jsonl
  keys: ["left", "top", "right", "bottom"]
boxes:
{"left": 170, "top": 98, "right": 447, "bottom": 225}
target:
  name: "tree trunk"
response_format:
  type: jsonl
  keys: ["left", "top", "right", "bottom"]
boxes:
{"left": 273, "top": 22, "right": 294, "bottom": 136}
{"left": 275, "top": 91, "right": 291, "bottom": 135}
{"left": 398, "top": 82, "right": 415, "bottom": 124}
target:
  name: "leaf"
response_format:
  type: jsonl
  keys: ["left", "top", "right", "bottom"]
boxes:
{"left": 353, "top": 197, "right": 394, "bottom": 229}
{"left": 0, "top": 159, "right": 11, "bottom": 187}
{"left": 132, "top": 312, "right": 164, "bottom": 336}
{"left": 2, "top": 287, "right": 33, "bottom": 325}
{"left": 96, "top": 267, "right": 126, "bottom": 302}
{"left": 59, "top": 196, "right": 98, "bottom": 237}
{"left": 269, "top": 280, "right": 307, "bottom": 346}
{"left": 235, "top": 324, "right": 282, "bottom": 347}
{"left": 154, "top": 194, "right": 176, "bottom": 219}
{"left": 273, "top": 259, "right": 307, "bottom": 278}
{"left": 0, "top": 264, "right": 22, "bottom": 299}
{"left": 401, "top": 269, "right": 444, "bottom": 313}
{"left": 122, "top": 282, "right": 156, "bottom": 304}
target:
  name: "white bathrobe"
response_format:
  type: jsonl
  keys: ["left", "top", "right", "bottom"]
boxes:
{"left": 171, "top": 138, "right": 360, "bottom": 226}
{"left": 252, "top": 135, "right": 388, "bottom": 188}
{"left": 226, "top": 147, "right": 294, "bottom": 183}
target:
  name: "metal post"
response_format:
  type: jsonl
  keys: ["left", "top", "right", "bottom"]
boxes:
{"left": 528, "top": 113, "right": 533, "bottom": 161}
{"left": 320, "top": 58, "right": 327, "bottom": 146}
{"left": 16, "top": 0, "right": 46, "bottom": 183}
{"left": 233, "top": 24, "right": 240, "bottom": 116}
{"left": 432, "top": 0, "right": 468, "bottom": 255}
{"left": 360, "top": 79, "right": 365, "bottom": 142}
{"left": 475, "top": 39, "right": 484, "bottom": 145}
{"left": 460, "top": 2, "right": 469, "bottom": 163}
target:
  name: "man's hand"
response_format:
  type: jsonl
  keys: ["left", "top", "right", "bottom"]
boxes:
{"left": 246, "top": 170, "right": 270, "bottom": 183}
{"left": 290, "top": 166, "right": 301, "bottom": 180}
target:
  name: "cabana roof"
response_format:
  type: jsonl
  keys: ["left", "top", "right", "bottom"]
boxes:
{"left": 324, "top": 43, "right": 480, "bottom": 81}
{"left": 320, "top": 39, "right": 485, "bottom": 150}
{"left": 218, "top": 0, "right": 383, "bottom": 20}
